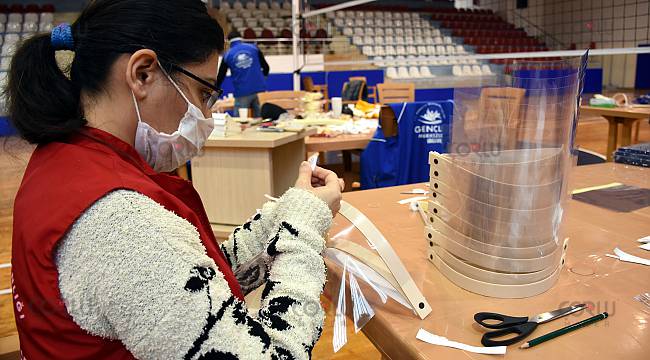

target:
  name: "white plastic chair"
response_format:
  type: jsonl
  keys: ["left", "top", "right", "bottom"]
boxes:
{"left": 397, "top": 66, "right": 410, "bottom": 79}
{"left": 233, "top": 1, "right": 244, "bottom": 11}
{"left": 456, "top": 45, "right": 466, "bottom": 54}
{"left": 334, "top": 18, "right": 344, "bottom": 28}
{"left": 270, "top": 1, "right": 281, "bottom": 10}
{"left": 386, "top": 67, "right": 398, "bottom": 78}
{"left": 343, "top": 27, "right": 353, "bottom": 36}
{"left": 24, "top": 13, "right": 39, "bottom": 23}
{"left": 406, "top": 45, "right": 417, "bottom": 56}
{"left": 395, "top": 46, "right": 406, "bottom": 56}
{"left": 8, "top": 13, "right": 22, "bottom": 23}
{"left": 375, "top": 28, "right": 384, "bottom": 36}
{"left": 365, "top": 28, "right": 375, "bottom": 36}
{"left": 408, "top": 66, "right": 421, "bottom": 78}
{"left": 364, "top": 36, "right": 374, "bottom": 45}
{"left": 356, "top": 11, "right": 365, "bottom": 18}
{"left": 0, "top": 14, "right": 7, "bottom": 25}
{"left": 434, "top": 36, "right": 443, "bottom": 45}
{"left": 352, "top": 36, "right": 363, "bottom": 46}
{"left": 259, "top": 2, "right": 269, "bottom": 11}
{"left": 282, "top": 1, "right": 291, "bottom": 10}
{"left": 354, "top": 27, "right": 364, "bottom": 36}
{"left": 452, "top": 65, "right": 463, "bottom": 76}
{"left": 355, "top": 18, "right": 364, "bottom": 27}
{"left": 446, "top": 45, "right": 456, "bottom": 54}
{"left": 404, "top": 36, "right": 414, "bottom": 44}
{"left": 374, "top": 46, "right": 386, "bottom": 56}
{"left": 427, "top": 45, "right": 437, "bottom": 55}
{"left": 385, "top": 36, "right": 395, "bottom": 45}
{"left": 481, "top": 64, "right": 493, "bottom": 75}
{"left": 385, "top": 28, "right": 394, "bottom": 36}
{"left": 365, "top": 19, "right": 374, "bottom": 27}
{"left": 420, "top": 66, "right": 433, "bottom": 77}
{"left": 23, "top": 22, "right": 38, "bottom": 33}
{"left": 462, "top": 65, "right": 473, "bottom": 75}
{"left": 437, "top": 45, "right": 447, "bottom": 55}
{"left": 336, "top": 10, "right": 345, "bottom": 18}
{"left": 395, "top": 36, "right": 405, "bottom": 45}
{"left": 373, "top": 56, "right": 385, "bottom": 67}
{"left": 472, "top": 65, "right": 483, "bottom": 75}
{"left": 362, "top": 46, "right": 374, "bottom": 56}
{"left": 6, "top": 22, "right": 21, "bottom": 33}
{"left": 444, "top": 36, "right": 452, "bottom": 44}
{"left": 385, "top": 46, "right": 396, "bottom": 56}
{"left": 417, "top": 46, "right": 428, "bottom": 56}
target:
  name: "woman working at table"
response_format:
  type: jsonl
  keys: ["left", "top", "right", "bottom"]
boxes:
{"left": 8, "top": 1, "right": 343, "bottom": 359}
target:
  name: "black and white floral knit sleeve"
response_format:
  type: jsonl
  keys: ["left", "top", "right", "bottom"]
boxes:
{"left": 55, "top": 187, "right": 332, "bottom": 360}
{"left": 219, "top": 199, "right": 279, "bottom": 295}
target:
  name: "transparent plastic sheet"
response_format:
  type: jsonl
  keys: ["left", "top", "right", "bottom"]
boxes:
{"left": 323, "top": 203, "right": 431, "bottom": 353}
{"left": 425, "top": 53, "right": 588, "bottom": 297}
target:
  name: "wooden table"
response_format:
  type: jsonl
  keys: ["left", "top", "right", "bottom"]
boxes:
{"left": 325, "top": 163, "right": 650, "bottom": 359}
{"left": 580, "top": 106, "right": 650, "bottom": 161}
{"left": 191, "top": 127, "right": 315, "bottom": 229}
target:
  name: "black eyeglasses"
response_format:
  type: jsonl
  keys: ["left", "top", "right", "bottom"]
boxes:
{"left": 170, "top": 64, "right": 223, "bottom": 108}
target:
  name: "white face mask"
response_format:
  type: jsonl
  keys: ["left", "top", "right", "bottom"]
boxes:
{"left": 133, "top": 63, "right": 214, "bottom": 173}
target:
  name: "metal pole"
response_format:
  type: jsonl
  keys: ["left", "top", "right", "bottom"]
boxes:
{"left": 292, "top": 0, "right": 300, "bottom": 91}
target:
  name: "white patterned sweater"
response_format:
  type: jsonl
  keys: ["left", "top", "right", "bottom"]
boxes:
{"left": 55, "top": 187, "right": 332, "bottom": 360}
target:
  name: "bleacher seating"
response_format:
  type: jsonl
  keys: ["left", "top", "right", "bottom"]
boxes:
{"left": 0, "top": 3, "right": 55, "bottom": 112}
{"left": 328, "top": 8, "right": 497, "bottom": 79}
{"left": 220, "top": 0, "right": 330, "bottom": 55}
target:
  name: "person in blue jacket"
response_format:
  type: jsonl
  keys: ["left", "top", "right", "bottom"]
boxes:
{"left": 216, "top": 30, "right": 270, "bottom": 118}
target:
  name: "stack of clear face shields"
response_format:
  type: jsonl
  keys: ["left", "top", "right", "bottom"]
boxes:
{"left": 423, "top": 54, "right": 588, "bottom": 298}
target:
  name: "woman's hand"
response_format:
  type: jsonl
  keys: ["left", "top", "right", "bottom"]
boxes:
{"left": 294, "top": 161, "right": 344, "bottom": 217}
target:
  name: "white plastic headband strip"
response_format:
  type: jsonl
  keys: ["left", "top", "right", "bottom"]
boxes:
{"left": 0, "top": 263, "right": 10, "bottom": 269}
{"left": 606, "top": 248, "right": 650, "bottom": 267}
{"left": 304, "top": 47, "right": 650, "bottom": 67}
{"left": 416, "top": 328, "right": 507, "bottom": 355}
{"left": 0, "top": 289, "right": 10, "bottom": 296}
{"left": 338, "top": 200, "right": 432, "bottom": 319}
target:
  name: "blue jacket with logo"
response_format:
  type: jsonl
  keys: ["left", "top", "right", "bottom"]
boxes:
{"left": 218, "top": 40, "right": 268, "bottom": 97}
{"left": 361, "top": 101, "right": 454, "bottom": 189}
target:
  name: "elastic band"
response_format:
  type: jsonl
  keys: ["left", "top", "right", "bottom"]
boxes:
{"left": 51, "top": 23, "right": 74, "bottom": 51}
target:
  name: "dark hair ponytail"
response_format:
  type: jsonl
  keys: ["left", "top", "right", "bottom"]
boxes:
{"left": 6, "top": 0, "right": 224, "bottom": 144}
{"left": 7, "top": 34, "right": 84, "bottom": 144}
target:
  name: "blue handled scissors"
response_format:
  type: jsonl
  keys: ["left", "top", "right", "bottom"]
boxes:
{"left": 474, "top": 303, "right": 586, "bottom": 347}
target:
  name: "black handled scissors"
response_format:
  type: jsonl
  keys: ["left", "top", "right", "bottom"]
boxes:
{"left": 474, "top": 303, "right": 586, "bottom": 347}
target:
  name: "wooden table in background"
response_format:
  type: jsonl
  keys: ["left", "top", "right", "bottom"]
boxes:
{"left": 580, "top": 106, "right": 650, "bottom": 161}
{"left": 191, "top": 127, "right": 315, "bottom": 233}
{"left": 306, "top": 132, "right": 376, "bottom": 171}
{"left": 325, "top": 163, "right": 650, "bottom": 359}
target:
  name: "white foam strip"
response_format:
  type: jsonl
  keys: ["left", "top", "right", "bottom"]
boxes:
{"left": 0, "top": 263, "right": 11, "bottom": 269}
{"left": 304, "top": 47, "right": 650, "bottom": 67}
{"left": 640, "top": 243, "right": 650, "bottom": 252}
{"left": 416, "top": 328, "right": 507, "bottom": 355}
{"left": 0, "top": 289, "right": 11, "bottom": 296}
{"left": 613, "top": 247, "right": 650, "bottom": 266}
{"left": 637, "top": 235, "right": 650, "bottom": 244}
{"left": 397, "top": 196, "right": 428, "bottom": 205}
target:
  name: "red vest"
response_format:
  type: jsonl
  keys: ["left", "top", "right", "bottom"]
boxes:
{"left": 11, "top": 127, "right": 243, "bottom": 359}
